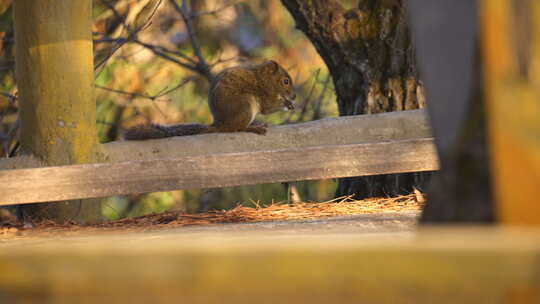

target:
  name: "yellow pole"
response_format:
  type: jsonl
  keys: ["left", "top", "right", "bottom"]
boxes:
{"left": 13, "top": 1, "right": 101, "bottom": 223}
{"left": 482, "top": 0, "right": 540, "bottom": 225}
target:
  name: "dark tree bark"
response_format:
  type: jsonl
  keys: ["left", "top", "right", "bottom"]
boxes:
{"left": 281, "top": 0, "right": 428, "bottom": 199}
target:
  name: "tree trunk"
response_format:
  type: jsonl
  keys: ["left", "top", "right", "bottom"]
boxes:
{"left": 13, "top": 0, "right": 101, "bottom": 223}
{"left": 281, "top": 0, "right": 428, "bottom": 199}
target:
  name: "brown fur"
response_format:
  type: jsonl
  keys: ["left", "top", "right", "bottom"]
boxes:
{"left": 125, "top": 60, "right": 295, "bottom": 140}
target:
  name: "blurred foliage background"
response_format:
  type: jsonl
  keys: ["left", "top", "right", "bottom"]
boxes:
{"left": 0, "top": 0, "right": 347, "bottom": 219}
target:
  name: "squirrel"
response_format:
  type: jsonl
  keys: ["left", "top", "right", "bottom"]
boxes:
{"left": 124, "top": 60, "right": 296, "bottom": 140}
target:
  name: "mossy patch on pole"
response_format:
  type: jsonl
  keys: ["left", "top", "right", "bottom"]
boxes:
{"left": 13, "top": 0, "right": 101, "bottom": 223}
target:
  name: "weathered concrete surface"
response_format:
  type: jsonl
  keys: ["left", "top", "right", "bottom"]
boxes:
{"left": 1, "top": 214, "right": 540, "bottom": 304}
{"left": 0, "top": 139, "right": 437, "bottom": 205}
{"left": 103, "top": 109, "right": 432, "bottom": 162}
{"left": 0, "top": 211, "right": 420, "bottom": 246}
{"left": 0, "top": 109, "right": 432, "bottom": 169}
{"left": 155, "top": 211, "right": 420, "bottom": 241}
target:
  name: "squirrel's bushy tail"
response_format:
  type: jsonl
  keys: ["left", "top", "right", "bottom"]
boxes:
{"left": 124, "top": 123, "right": 211, "bottom": 140}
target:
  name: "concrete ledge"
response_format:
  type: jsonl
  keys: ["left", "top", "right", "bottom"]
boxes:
{"left": 0, "top": 109, "right": 431, "bottom": 169}
{"left": 0, "top": 225, "right": 538, "bottom": 303}
{"left": 103, "top": 109, "right": 432, "bottom": 162}
{"left": 0, "top": 139, "right": 437, "bottom": 205}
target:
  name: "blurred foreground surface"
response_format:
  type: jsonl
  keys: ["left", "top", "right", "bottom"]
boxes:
{"left": 1, "top": 211, "right": 539, "bottom": 304}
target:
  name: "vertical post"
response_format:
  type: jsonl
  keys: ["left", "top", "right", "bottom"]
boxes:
{"left": 408, "top": 1, "right": 494, "bottom": 223}
{"left": 13, "top": 1, "right": 101, "bottom": 223}
{"left": 482, "top": 0, "right": 540, "bottom": 225}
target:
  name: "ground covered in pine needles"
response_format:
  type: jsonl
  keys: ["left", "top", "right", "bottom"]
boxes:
{"left": 0, "top": 194, "right": 424, "bottom": 239}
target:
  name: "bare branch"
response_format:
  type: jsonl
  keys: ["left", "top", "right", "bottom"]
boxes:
{"left": 296, "top": 69, "right": 321, "bottom": 121}
{"left": 96, "top": 0, "right": 220, "bottom": 80}
{"left": 97, "top": 85, "right": 166, "bottom": 120}
{"left": 94, "top": 39, "right": 128, "bottom": 76}
{"left": 96, "top": 76, "right": 194, "bottom": 111}
{"left": 133, "top": 39, "right": 196, "bottom": 64}
{"left": 157, "top": 77, "right": 196, "bottom": 96}
{"left": 96, "top": 85, "right": 161, "bottom": 101}
{"left": 169, "top": 0, "right": 213, "bottom": 80}
{"left": 94, "top": 0, "right": 164, "bottom": 76}
{"left": 99, "top": 0, "right": 131, "bottom": 33}
{"left": 208, "top": 54, "right": 241, "bottom": 69}
{"left": 136, "top": 0, "right": 164, "bottom": 32}
{"left": 132, "top": 39, "right": 199, "bottom": 72}
{"left": 312, "top": 74, "right": 332, "bottom": 120}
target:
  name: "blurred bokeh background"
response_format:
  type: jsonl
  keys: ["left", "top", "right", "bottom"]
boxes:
{"left": 0, "top": 0, "right": 349, "bottom": 219}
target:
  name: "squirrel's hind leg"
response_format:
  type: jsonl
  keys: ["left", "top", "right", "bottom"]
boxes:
{"left": 249, "top": 120, "right": 268, "bottom": 128}
{"left": 245, "top": 125, "right": 267, "bottom": 135}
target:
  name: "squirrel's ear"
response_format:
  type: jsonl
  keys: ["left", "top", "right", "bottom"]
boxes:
{"left": 263, "top": 60, "right": 280, "bottom": 73}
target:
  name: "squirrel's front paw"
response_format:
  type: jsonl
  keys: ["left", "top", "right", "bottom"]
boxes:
{"left": 250, "top": 120, "right": 268, "bottom": 128}
{"left": 246, "top": 125, "right": 267, "bottom": 135}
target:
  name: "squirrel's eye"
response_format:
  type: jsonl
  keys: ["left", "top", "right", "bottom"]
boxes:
{"left": 283, "top": 78, "right": 290, "bottom": 85}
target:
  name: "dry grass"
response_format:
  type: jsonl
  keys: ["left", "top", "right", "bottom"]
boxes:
{"left": 1, "top": 194, "right": 424, "bottom": 238}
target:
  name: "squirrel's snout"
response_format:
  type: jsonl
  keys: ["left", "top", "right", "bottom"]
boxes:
{"left": 279, "top": 93, "right": 295, "bottom": 111}
{"left": 284, "top": 99, "right": 295, "bottom": 110}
